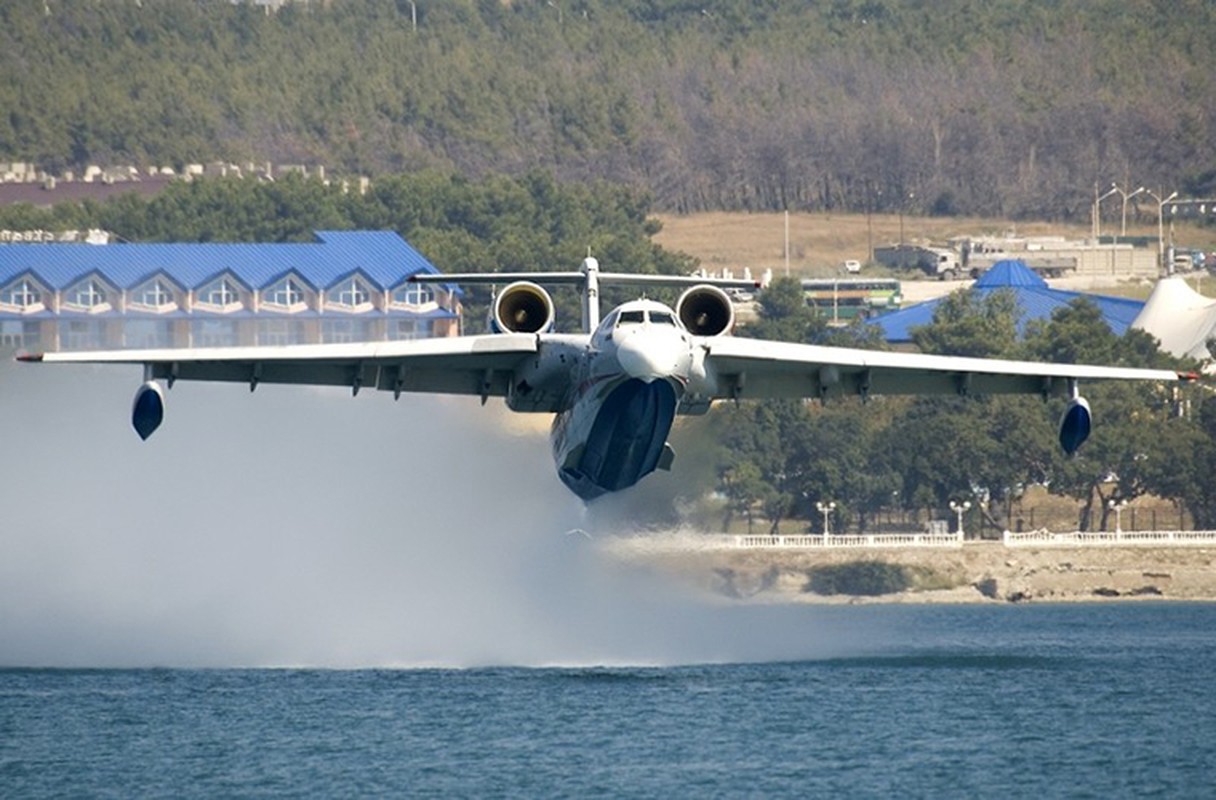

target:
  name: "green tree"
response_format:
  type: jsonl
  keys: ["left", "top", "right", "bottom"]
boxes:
{"left": 910, "top": 289, "right": 1021, "bottom": 358}
{"left": 1022, "top": 301, "right": 1190, "bottom": 530}
{"left": 746, "top": 276, "right": 825, "bottom": 343}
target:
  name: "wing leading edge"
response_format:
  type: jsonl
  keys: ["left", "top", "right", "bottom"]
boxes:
{"left": 21, "top": 334, "right": 543, "bottom": 400}
{"left": 702, "top": 337, "right": 1185, "bottom": 401}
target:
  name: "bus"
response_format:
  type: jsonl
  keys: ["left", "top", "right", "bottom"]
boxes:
{"left": 800, "top": 278, "right": 902, "bottom": 326}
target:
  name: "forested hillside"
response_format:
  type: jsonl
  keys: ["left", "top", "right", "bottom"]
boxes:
{"left": 3, "top": 0, "right": 1215, "bottom": 218}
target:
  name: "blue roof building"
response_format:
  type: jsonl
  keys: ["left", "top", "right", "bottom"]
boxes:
{"left": 872, "top": 260, "right": 1146, "bottom": 344}
{"left": 0, "top": 231, "right": 461, "bottom": 350}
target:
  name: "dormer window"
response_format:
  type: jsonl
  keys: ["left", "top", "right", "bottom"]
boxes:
{"left": 392, "top": 282, "right": 434, "bottom": 308}
{"left": 210, "top": 281, "right": 238, "bottom": 306}
{"left": 272, "top": 280, "right": 303, "bottom": 306}
{"left": 142, "top": 281, "right": 173, "bottom": 308}
{"left": 75, "top": 280, "right": 106, "bottom": 308}
{"left": 63, "top": 277, "right": 112, "bottom": 313}
{"left": 129, "top": 277, "right": 179, "bottom": 313}
{"left": 326, "top": 276, "right": 373, "bottom": 312}
{"left": 263, "top": 276, "right": 309, "bottom": 312}
{"left": 195, "top": 276, "right": 244, "bottom": 313}
{"left": 0, "top": 278, "right": 43, "bottom": 312}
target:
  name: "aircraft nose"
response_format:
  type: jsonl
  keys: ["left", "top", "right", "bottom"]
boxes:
{"left": 616, "top": 330, "right": 685, "bottom": 382}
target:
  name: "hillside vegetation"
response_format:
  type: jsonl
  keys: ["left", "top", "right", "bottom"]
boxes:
{"left": 3, "top": 0, "right": 1216, "bottom": 218}
{"left": 653, "top": 211, "right": 1216, "bottom": 275}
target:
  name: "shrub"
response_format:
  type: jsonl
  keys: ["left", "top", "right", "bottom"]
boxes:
{"left": 804, "top": 562, "right": 911, "bottom": 596}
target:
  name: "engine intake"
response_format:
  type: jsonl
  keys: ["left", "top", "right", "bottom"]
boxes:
{"left": 490, "top": 281, "right": 555, "bottom": 334}
{"left": 676, "top": 285, "right": 735, "bottom": 337}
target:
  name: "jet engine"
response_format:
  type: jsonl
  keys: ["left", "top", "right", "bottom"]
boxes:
{"left": 675, "top": 285, "right": 735, "bottom": 337}
{"left": 490, "top": 281, "right": 555, "bottom": 334}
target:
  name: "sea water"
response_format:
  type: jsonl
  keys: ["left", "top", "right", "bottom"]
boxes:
{"left": 3, "top": 603, "right": 1214, "bottom": 797}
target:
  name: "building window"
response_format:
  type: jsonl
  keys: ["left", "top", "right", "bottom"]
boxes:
{"left": 321, "top": 318, "right": 374, "bottom": 343}
{"left": 196, "top": 277, "right": 243, "bottom": 312}
{"left": 64, "top": 278, "right": 111, "bottom": 312}
{"left": 392, "top": 283, "right": 434, "bottom": 308}
{"left": 257, "top": 319, "right": 308, "bottom": 346}
{"left": 76, "top": 280, "right": 106, "bottom": 308}
{"left": 64, "top": 319, "right": 107, "bottom": 349}
{"left": 388, "top": 318, "right": 431, "bottom": 340}
{"left": 264, "top": 276, "right": 308, "bottom": 312}
{"left": 209, "top": 281, "right": 238, "bottom": 306}
{"left": 124, "top": 319, "right": 175, "bottom": 348}
{"left": 1, "top": 320, "right": 40, "bottom": 348}
{"left": 192, "top": 319, "right": 239, "bottom": 347}
{"left": 131, "top": 278, "right": 178, "bottom": 312}
{"left": 1, "top": 278, "right": 42, "bottom": 311}
{"left": 327, "top": 277, "right": 372, "bottom": 311}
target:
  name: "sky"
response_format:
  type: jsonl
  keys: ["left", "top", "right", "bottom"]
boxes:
{"left": 0, "top": 356, "right": 893, "bottom": 668}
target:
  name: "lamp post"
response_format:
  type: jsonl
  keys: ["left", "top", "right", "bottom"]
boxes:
{"left": 816, "top": 501, "right": 836, "bottom": 542}
{"left": 1146, "top": 189, "right": 1179, "bottom": 274}
{"left": 1114, "top": 185, "right": 1145, "bottom": 237}
{"left": 1092, "top": 184, "right": 1120, "bottom": 239}
{"left": 1108, "top": 498, "right": 1129, "bottom": 535}
{"left": 949, "top": 500, "right": 972, "bottom": 540}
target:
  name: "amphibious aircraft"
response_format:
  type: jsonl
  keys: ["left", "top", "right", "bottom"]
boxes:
{"left": 17, "top": 257, "right": 1192, "bottom": 501}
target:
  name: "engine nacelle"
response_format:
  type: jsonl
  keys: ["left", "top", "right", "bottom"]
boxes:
{"left": 676, "top": 285, "right": 735, "bottom": 337}
{"left": 490, "top": 281, "right": 555, "bottom": 334}
{"left": 1058, "top": 395, "right": 1092, "bottom": 455}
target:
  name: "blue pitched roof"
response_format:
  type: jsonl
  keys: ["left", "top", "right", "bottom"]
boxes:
{"left": 873, "top": 259, "right": 1145, "bottom": 342}
{"left": 0, "top": 230, "right": 456, "bottom": 292}
{"left": 974, "top": 259, "right": 1048, "bottom": 289}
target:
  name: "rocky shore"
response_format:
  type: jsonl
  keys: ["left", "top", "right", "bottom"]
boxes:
{"left": 601, "top": 534, "right": 1216, "bottom": 604}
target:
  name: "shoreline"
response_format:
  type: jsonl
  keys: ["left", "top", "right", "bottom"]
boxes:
{"left": 601, "top": 534, "right": 1216, "bottom": 605}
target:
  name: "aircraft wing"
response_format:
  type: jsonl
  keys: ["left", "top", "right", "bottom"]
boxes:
{"left": 702, "top": 337, "right": 1186, "bottom": 400}
{"left": 19, "top": 334, "right": 543, "bottom": 401}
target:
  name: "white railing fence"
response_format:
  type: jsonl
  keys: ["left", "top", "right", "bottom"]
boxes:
{"left": 733, "top": 533, "right": 963, "bottom": 549}
{"left": 1002, "top": 529, "right": 1216, "bottom": 547}
{"left": 715, "top": 530, "right": 1216, "bottom": 550}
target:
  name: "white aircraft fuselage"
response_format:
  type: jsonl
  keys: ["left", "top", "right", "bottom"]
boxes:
{"left": 545, "top": 299, "right": 702, "bottom": 500}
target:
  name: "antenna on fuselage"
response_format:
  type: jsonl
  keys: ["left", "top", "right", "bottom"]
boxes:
{"left": 581, "top": 256, "right": 600, "bottom": 333}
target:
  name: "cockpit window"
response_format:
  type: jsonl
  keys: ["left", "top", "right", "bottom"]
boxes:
{"left": 618, "top": 310, "right": 646, "bottom": 325}
{"left": 650, "top": 311, "right": 677, "bottom": 326}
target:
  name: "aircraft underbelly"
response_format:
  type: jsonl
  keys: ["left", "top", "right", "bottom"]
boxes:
{"left": 558, "top": 378, "right": 677, "bottom": 501}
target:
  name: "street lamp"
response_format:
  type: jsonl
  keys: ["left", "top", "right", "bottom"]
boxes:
{"left": 1114, "top": 185, "right": 1145, "bottom": 237}
{"left": 816, "top": 500, "right": 836, "bottom": 541}
{"left": 1108, "top": 498, "right": 1129, "bottom": 534}
{"left": 1093, "top": 184, "right": 1120, "bottom": 239}
{"left": 949, "top": 500, "right": 972, "bottom": 540}
{"left": 1146, "top": 189, "right": 1179, "bottom": 273}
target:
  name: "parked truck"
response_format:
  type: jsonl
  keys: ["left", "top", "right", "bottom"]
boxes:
{"left": 873, "top": 244, "right": 962, "bottom": 280}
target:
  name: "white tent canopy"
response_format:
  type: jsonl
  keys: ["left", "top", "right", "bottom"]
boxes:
{"left": 1132, "top": 278, "right": 1216, "bottom": 371}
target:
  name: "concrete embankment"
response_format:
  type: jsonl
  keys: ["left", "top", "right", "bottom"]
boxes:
{"left": 601, "top": 535, "right": 1216, "bottom": 604}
